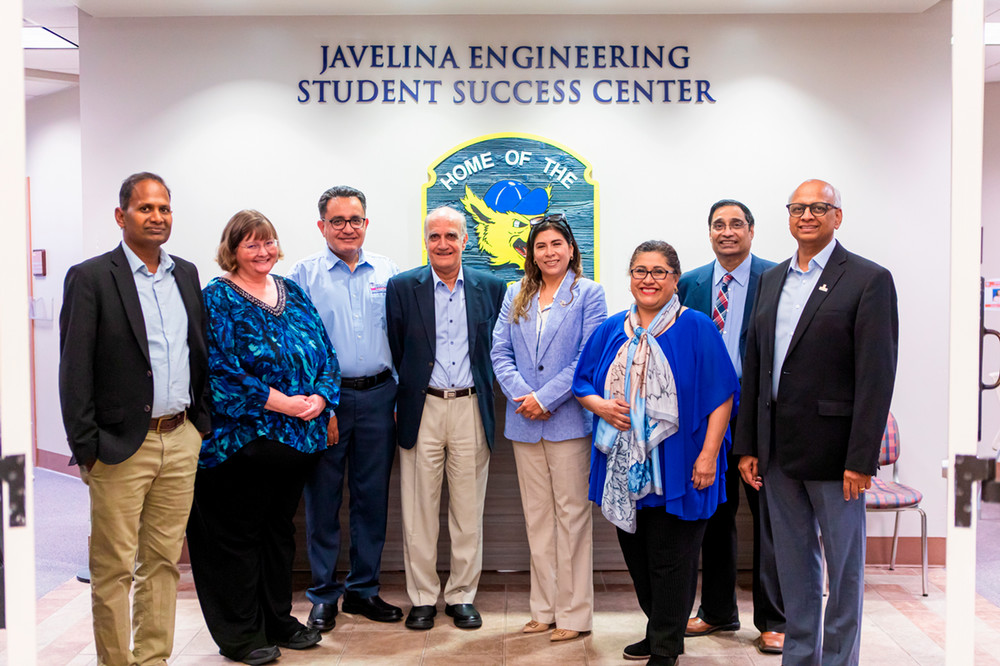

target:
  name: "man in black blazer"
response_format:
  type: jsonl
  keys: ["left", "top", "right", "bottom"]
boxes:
{"left": 736, "top": 180, "right": 898, "bottom": 665}
{"left": 385, "top": 205, "right": 504, "bottom": 632}
{"left": 59, "top": 172, "right": 210, "bottom": 666}
{"left": 677, "top": 199, "right": 784, "bottom": 655}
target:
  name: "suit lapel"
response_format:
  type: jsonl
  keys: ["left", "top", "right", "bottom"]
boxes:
{"left": 414, "top": 267, "right": 436, "bottom": 353}
{"left": 463, "top": 268, "right": 481, "bottom": 358}
{"left": 515, "top": 289, "right": 541, "bottom": 365}
{"left": 741, "top": 256, "right": 764, "bottom": 340}
{"left": 786, "top": 243, "right": 847, "bottom": 358}
{"left": 535, "top": 274, "right": 575, "bottom": 362}
{"left": 760, "top": 258, "right": 790, "bottom": 362}
{"left": 110, "top": 245, "right": 151, "bottom": 366}
{"left": 172, "top": 259, "right": 199, "bottom": 342}
{"left": 693, "top": 267, "right": 713, "bottom": 315}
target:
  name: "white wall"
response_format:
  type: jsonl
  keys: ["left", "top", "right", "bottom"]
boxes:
{"left": 64, "top": 7, "right": 951, "bottom": 536}
{"left": 25, "top": 85, "right": 81, "bottom": 460}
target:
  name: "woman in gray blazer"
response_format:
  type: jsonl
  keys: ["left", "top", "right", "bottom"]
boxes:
{"left": 491, "top": 213, "right": 607, "bottom": 642}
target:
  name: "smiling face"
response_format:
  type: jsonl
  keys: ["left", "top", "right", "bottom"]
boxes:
{"left": 318, "top": 195, "right": 368, "bottom": 263}
{"left": 233, "top": 233, "right": 280, "bottom": 280}
{"left": 531, "top": 228, "right": 574, "bottom": 281}
{"left": 115, "top": 178, "right": 172, "bottom": 255}
{"left": 425, "top": 211, "right": 468, "bottom": 278}
{"left": 630, "top": 250, "right": 679, "bottom": 319}
{"left": 788, "top": 180, "right": 842, "bottom": 251}
{"left": 709, "top": 204, "right": 754, "bottom": 268}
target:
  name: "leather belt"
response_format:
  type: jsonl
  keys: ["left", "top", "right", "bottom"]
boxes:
{"left": 426, "top": 387, "right": 476, "bottom": 399}
{"left": 340, "top": 368, "right": 392, "bottom": 391}
{"left": 149, "top": 412, "right": 186, "bottom": 433}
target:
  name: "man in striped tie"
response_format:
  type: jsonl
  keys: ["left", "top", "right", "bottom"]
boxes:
{"left": 676, "top": 199, "right": 784, "bottom": 655}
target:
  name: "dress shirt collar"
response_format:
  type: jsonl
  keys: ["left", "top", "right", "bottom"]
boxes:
{"left": 788, "top": 238, "right": 836, "bottom": 275}
{"left": 323, "top": 245, "right": 369, "bottom": 272}
{"left": 713, "top": 253, "right": 752, "bottom": 288}
{"left": 121, "top": 241, "right": 173, "bottom": 276}
{"left": 430, "top": 265, "right": 464, "bottom": 292}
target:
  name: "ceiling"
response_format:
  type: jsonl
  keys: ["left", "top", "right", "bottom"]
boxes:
{"left": 20, "top": 0, "right": 1000, "bottom": 100}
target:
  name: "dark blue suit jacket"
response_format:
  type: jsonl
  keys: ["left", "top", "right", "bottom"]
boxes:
{"left": 677, "top": 254, "right": 776, "bottom": 361}
{"left": 385, "top": 265, "right": 505, "bottom": 450}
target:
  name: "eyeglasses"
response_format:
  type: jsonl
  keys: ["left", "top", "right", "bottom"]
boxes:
{"left": 530, "top": 212, "right": 577, "bottom": 240}
{"left": 630, "top": 267, "right": 676, "bottom": 281}
{"left": 786, "top": 202, "right": 839, "bottom": 217}
{"left": 711, "top": 220, "right": 748, "bottom": 232}
{"left": 240, "top": 239, "right": 279, "bottom": 252}
{"left": 324, "top": 216, "right": 366, "bottom": 229}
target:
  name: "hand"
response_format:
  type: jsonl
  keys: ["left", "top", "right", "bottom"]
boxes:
{"left": 327, "top": 414, "right": 340, "bottom": 447}
{"left": 843, "top": 469, "right": 872, "bottom": 501}
{"left": 738, "top": 456, "right": 762, "bottom": 489}
{"left": 691, "top": 451, "right": 717, "bottom": 490}
{"left": 592, "top": 397, "right": 631, "bottom": 431}
{"left": 513, "top": 393, "right": 549, "bottom": 420}
{"left": 294, "top": 394, "right": 326, "bottom": 421}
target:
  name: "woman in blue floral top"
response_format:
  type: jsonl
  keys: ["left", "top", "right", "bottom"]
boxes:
{"left": 186, "top": 209, "right": 340, "bottom": 666}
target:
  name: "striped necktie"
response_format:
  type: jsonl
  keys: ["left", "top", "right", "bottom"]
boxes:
{"left": 712, "top": 273, "right": 734, "bottom": 332}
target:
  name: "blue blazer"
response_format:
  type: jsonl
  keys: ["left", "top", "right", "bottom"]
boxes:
{"left": 491, "top": 276, "right": 607, "bottom": 444}
{"left": 676, "top": 254, "right": 776, "bottom": 361}
{"left": 386, "top": 265, "right": 505, "bottom": 450}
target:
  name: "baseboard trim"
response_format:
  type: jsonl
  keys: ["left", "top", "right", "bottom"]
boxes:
{"left": 36, "top": 449, "right": 79, "bottom": 477}
{"left": 866, "top": 536, "right": 945, "bottom": 566}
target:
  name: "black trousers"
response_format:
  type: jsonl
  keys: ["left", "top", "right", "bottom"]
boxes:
{"left": 694, "top": 451, "right": 785, "bottom": 632}
{"left": 187, "top": 438, "right": 319, "bottom": 661}
{"left": 617, "top": 508, "right": 708, "bottom": 658}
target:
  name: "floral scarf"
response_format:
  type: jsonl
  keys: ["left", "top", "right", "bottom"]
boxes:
{"left": 593, "top": 297, "right": 681, "bottom": 533}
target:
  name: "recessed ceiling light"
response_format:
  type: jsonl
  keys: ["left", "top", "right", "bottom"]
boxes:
{"left": 22, "top": 26, "right": 78, "bottom": 50}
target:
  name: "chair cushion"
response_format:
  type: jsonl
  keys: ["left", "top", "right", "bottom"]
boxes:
{"left": 879, "top": 412, "right": 900, "bottom": 466}
{"left": 866, "top": 476, "right": 922, "bottom": 509}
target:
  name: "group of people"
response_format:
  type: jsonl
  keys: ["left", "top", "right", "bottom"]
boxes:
{"left": 58, "top": 172, "right": 897, "bottom": 666}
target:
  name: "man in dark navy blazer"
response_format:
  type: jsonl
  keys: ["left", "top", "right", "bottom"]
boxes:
{"left": 736, "top": 180, "right": 898, "bottom": 665}
{"left": 385, "top": 206, "right": 505, "bottom": 631}
{"left": 59, "top": 172, "right": 210, "bottom": 666}
{"left": 677, "top": 199, "right": 784, "bottom": 655}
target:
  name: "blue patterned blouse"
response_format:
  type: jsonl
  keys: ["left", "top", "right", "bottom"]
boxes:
{"left": 200, "top": 275, "right": 341, "bottom": 468}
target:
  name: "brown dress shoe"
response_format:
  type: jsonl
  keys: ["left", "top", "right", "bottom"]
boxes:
{"left": 685, "top": 617, "right": 740, "bottom": 637}
{"left": 522, "top": 620, "right": 552, "bottom": 633}
{"left": 754, "top": 631, "right": 784, "bottom": 654}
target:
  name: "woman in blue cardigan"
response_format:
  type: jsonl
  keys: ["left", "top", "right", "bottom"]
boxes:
{"left": 491, "top": 213, "right": 607, "bottom": 642}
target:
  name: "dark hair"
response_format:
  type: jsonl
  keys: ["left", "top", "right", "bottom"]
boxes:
{"left": 509, "top": 215, "right": 582, "bottom": 323}
{"left": 119, "top": 172, "right": 169, "bottom": 209}
{"left": 630, "top": 240, "right": 681, "bottom": 276}
{"left": 708, "top": 199, "right": 754, "bottom": 227}
{"left": 215, "top": 209, "right": 284, "bottom": 272}
{"left": 318, "top": 185, "right": 367, "bottom": 218}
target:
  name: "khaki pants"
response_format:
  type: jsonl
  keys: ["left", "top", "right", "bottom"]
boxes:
{"left": 513, "top": 436, "right": 594, "bottom": 631}
{"left": 86, "top": 419, "right": 201, "bottom": 666}
{"left": 400, "top": 393, "right": 490, "bottom": 606}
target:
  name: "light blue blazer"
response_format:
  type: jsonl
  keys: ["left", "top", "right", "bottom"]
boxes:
{"left": 491, "top": 275, "right": 607, "bottom": 444}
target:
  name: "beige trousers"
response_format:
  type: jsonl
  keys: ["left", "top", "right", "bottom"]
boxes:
{"left": 400, "top": 393, "right": 490, "bottom": 606}
{"left": 86, "top": 419, "right": 201, "bottom": 666}
{"left": 512, "top": 436, "right": 594, "bottom": 632}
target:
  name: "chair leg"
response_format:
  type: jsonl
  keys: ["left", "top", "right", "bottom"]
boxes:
{"left": 917, "top": 507, "right": 928, "bottom": 596}
{"left": 890, "top": 511, "right": 902, "bottom": 571}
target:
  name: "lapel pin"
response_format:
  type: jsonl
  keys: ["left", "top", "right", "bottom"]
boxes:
{"left": 818, "top": 284, "right": 829, "bottom": 292}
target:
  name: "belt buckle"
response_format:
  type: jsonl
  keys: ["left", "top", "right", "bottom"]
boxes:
{"left": 444, "top": 389, "right": 457, "bottom": 399}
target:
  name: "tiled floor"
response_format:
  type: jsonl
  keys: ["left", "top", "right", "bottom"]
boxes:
{"left": 11, "top": 566, "right": 1000, "bottom": 664}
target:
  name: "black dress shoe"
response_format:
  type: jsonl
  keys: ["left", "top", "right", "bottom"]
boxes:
{"left": 445, "top": 603, "right": 482, "bottom": 629}
{"left": 277, "top": 627, "right": 322, "bottom": 649}
{"left": 405, "top": 604, "right": 436, "bottom": 630}
{"left": 623, "top": 638, "right": 650, "bottom": 660}
{"left": 238, "top": 645, "right": 280, "bottom": 665}
{"left": 307, "top": 602, "right": 337, "bottom": 632}
{"left": 342, "top": 592, "right": 404, "bottom": 622}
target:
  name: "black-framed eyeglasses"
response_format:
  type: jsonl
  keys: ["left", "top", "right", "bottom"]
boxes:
{"left": 786, "top": 202, "right": 839, "bottom": 217}
{"left": 324, "top": 216, "right": 366, "bottom": 229}
{"left": 630, "top": 267, "right": 675, "bottom": 281}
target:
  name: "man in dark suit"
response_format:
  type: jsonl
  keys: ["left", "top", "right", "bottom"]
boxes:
{"left": 677, "top": 199, "right": 784, "bottom": 655}
{"left": 385, "top": 205, "right": 505, "bottom": 632}
{"left": 59, "top": 172, "right": 210, "bottom": 666}
{"left": 736, "top": 180, "right": 898, "bottom": 665}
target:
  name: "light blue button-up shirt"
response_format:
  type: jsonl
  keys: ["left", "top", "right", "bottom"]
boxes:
{"left": 772, "top": 239, "right": 837, "bottom": 399}
{"left": 121, "top": 242, "right": 191, "bottom": 418}
{"left": 287, "top": 247, "right": 399, "bottom": 379}
{"left": 430, "top": 266, "right": 473, "bottom": 390}
{"left": 713, "top": 254, "right": 752, "bottom": 379}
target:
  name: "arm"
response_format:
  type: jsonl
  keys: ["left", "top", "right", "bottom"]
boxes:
{"left": 490, "top": 285, "right": 535, "bottom": 401}
{"left": 572, "top": 318, "right": 630, "bottom": 430}
{"left": 385, "top": 277, "right": 404, "bottom": 372}
{"left": 58, "top": 265, "right": 99, "bottom": 468}
{"left": 692, "top": 396, "right": 733, "bottom": 490}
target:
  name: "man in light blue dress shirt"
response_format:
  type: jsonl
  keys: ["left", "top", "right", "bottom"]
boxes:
{"left": 288, "top": 186, "right": 403, "bottom": 630}
{"left": 677, "top": 200, "right": 784, "bottom": 655}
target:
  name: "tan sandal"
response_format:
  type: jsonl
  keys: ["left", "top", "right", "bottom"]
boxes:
{"left": 550, "top": 628, "right": 580, "bottom": 642}
{"left": 523, "top": 620, "right": 552, "bottom": 633}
